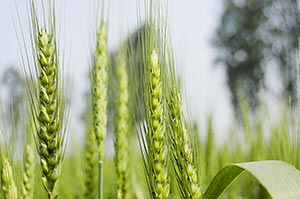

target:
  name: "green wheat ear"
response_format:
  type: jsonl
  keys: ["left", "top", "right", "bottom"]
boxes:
{"left": 83, "top": 128, "right": 97, "bottom": 199}
{"left": 36, "top": 27, "right": 62, "bottom": 199}
{"left": 91, "top": 21, "right": 109, "bottom": 199}
{"left": 1, "top": 153, "right": 18, "bottom": 199}
{"left": 24, "top": 2, "right": 68, "bottom": 198}
{"left": 21, "top": 144, "right": 35, "bottom": 199}
{"left": 167, "top": 82, "right": 201, "bottom": 199}
{"left": 114, "top": 49, "right": 130, "bottom": 199}
{"left": 92, "top": 22, "right": 109, "bottom": 154}
{"left": 147, "top": 49, "right": 170, "bottom": 199}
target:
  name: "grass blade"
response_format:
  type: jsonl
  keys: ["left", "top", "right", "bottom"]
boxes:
{"left": 203, "top": 160, "right": 300, "bottom": 199}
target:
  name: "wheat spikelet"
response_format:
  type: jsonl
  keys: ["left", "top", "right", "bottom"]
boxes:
{"left": 115, "top": 51, "right": 130, "bottom": 199}
{"left": 34, "top": 27, "right": 63, "bottom": 199}
{"left": 91, "top": 22, "right": 109, "bottom": 199}
{"left": 1, "top": 154, "right": 18, "bottom": 199}
{"left": 92, "top": 22, "right": 109, "bottom": 152}
{"left": 146, "top": 49, "right": 170, "bottom": 199}
{"left": 21, "top": 144, "right": 35, "bottom": 199}
{"left": 167, "top": 84, "right": 201, "bottom": 199}
{"left": 23, "top": 2, "right": 67, "bottom": 198}
{"left": 83, "top": 129, "right": 97, "bottom": 199}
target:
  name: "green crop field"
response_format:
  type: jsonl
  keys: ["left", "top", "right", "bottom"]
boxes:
{"left": 1, "top": 0, "right": 300, "bottom": 199}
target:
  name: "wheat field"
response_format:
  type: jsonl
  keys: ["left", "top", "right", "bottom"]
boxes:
{"left": 1, "top": 0, "right": 300, "bottom": 199}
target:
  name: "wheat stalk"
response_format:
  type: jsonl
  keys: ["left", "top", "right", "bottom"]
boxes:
{"left": 91, "top": 22, "right": 109, "bottom": 199}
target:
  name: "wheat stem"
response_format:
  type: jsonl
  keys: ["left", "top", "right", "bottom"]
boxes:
{"left": 92, "top": 22, "right": 109, "bottom": 199}
{"left": 98, "top": 155, "right": 104, "bottom": 199}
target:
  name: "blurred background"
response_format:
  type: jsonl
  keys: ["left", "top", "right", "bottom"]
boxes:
{"left": 0, "top": 0, "right": 299, "bottom": 143}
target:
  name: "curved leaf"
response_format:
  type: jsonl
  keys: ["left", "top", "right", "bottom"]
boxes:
{"left": 203, "top": 160, "right": 300, "bottom": 199}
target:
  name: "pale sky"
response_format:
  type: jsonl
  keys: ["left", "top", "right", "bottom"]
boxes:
{"left": 0, "top": 0, "right": 232, "bottom": 141}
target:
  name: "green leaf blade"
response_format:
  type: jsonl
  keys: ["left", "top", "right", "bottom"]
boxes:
{"left": 203, "top": 160, "right": 300, "bottom": 199}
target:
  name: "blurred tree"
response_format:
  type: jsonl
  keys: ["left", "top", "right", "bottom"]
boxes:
{"left": 0, "top": 67, "right": 25, "bottom": 127}
{"left": 214, "top": 0, "right": 300, "bottom": 115}
{"left": 0, "top": 66, "right": 26, "bottom": 155}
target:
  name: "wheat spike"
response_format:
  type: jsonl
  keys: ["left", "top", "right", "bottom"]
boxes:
{"left": 146, "top": 49, "right": 170, "bottom": 199}
{"left": 115, "top": 51, "right": 130, "bottom": 199}
{"left": 1, "top": 154, "right": 18, "bottom": 199}
{"left": 92, "top": 22, "right": 109, "bottom": 199}
{"left": 83, "top": 129, "right": 97, "bottom": 199}
{"left": 33, "top": 27, "right": 64, "bottom": 199}
{"left": 167, "top": 84, "right": 201, "bottom": 199}
{"left": 21, "top": 144, "right": 35, "bottom": 199}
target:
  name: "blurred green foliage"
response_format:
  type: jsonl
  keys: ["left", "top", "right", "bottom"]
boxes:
{"left": 214, "top": 0, "right": 300, "bottom": 114}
